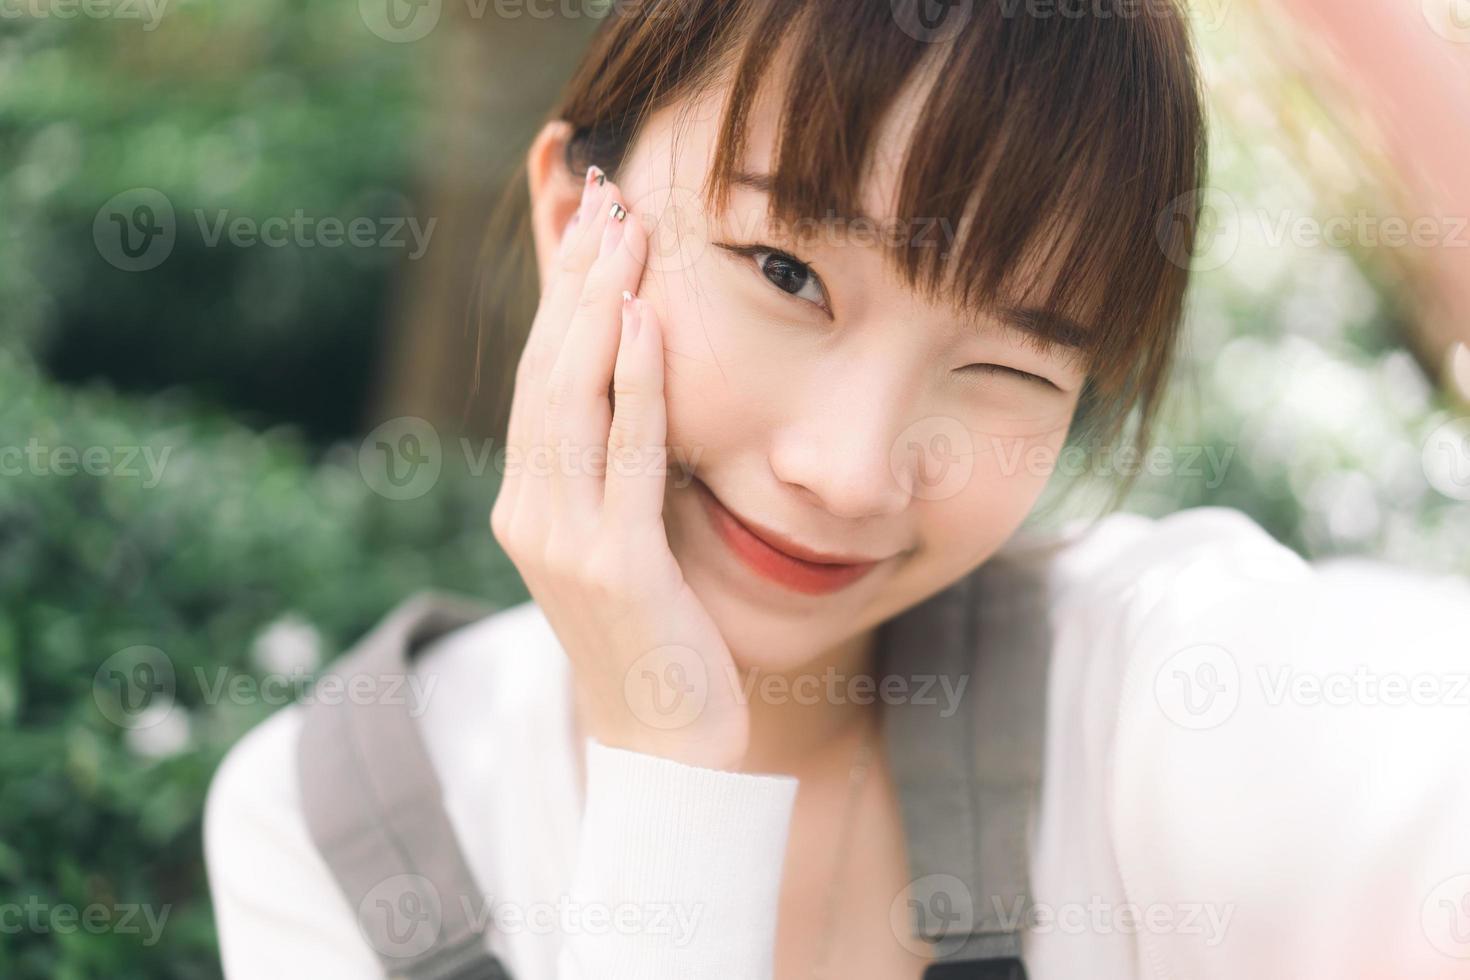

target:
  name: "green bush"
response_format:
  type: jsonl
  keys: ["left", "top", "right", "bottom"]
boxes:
{"left": 0, "top": 347, "right": 523, "bottom": 979}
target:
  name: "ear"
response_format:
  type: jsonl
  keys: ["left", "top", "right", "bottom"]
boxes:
{"left": 527, "top": 119, "right": 581, "bottom": 285}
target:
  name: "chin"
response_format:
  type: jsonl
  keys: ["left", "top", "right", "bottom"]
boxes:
{"left": 662, "top": 464, "right": 902, "bottom": 675}
{"left": 684, "top": 563, "right": 838, "bottom": 674}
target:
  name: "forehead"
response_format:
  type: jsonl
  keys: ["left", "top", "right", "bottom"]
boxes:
{"left": 732, "top": 42, "right": 940, "bottom": 232}
{"left": 622, "top": 36, "right": 1102, "bottom": 361}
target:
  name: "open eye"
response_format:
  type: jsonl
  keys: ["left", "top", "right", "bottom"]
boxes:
{"left": 959, "top": 363, "right": 1060, "bottom": 391}
{"left": 716, "top": 243, "right": 830, "bottom": 313}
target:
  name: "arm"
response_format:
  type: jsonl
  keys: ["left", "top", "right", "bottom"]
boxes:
{"left": 556, "top": 740, "right": 797, "bottom": 980}
{"left": 205, "top": 710, "right": 798, "bottom": 980}
{"left": 1100, "top": 524, "right": 1470, "bottom": 977}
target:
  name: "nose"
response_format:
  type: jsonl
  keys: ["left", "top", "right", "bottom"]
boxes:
{"left": 768, "top": 369, "right": 914, "bottom": 522}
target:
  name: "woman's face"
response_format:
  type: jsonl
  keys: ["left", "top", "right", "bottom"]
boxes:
{"left": 534, "top": 72, "right": 1088, "bottom": 672}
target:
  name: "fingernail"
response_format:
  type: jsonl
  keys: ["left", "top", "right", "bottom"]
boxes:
{"left": 578, "top": 171, "right": 603, "bottom": 221}
{"left": 589, "top": 165, "right": 606, "bottom": 187}
{"left": 557, "top": 211, "right": 581, "bottom": 256}
{"left": 621, "top": 292, "right": 641, "bottom": 341}
{"left": 599, "top": 202, "right": 628, "bottom": 258}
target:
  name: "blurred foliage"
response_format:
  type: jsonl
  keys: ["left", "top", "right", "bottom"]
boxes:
{"left": 0, "top": 344, "right": 523, "bottom": 979}
{"left": 0, "top": 7, "right": 515, "bottom": 976}
{"left": 1079, "top": 14, "right": 1470, "bottom": 574}
{"left": 0, "top": 0, "right": 432, "bottom": 442}
{"left": 1, "top": 1, "right": 1469, "bottom": 978}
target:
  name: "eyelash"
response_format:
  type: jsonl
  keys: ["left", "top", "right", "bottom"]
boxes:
{"left": 716, "top": 242, "right": 833, "bottom": 315}
{"left": 961, "top": 363, "right": 1058, "bottom": 390}
{"left": 716, "top": 241, "right": 1058, "bottom": 392}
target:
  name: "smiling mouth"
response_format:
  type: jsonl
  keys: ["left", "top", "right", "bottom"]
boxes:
{"left": 692, "top": 478, "right": 882, "bottom": 596}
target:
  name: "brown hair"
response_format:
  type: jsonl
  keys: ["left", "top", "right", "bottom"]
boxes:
{"left": 481, "top": 0, "right": 1207, "bottom": 508}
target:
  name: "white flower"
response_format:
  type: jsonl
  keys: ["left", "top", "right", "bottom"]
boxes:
{"left": 124, "top": 705, "right": 192, "bottom": 759}
{"left": 251, "top": 614, "right": 322, "bottom": 677}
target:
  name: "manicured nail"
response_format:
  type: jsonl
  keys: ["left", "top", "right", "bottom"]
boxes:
{"left": 621, "top": 292, "right": 641, "bottom": 342}
{"left": 577, "top": 172, "right": 604, "bottom": 223}
{"left": 599, "top": 202, "right": 627, "bottom": 257}
{"left": 588, "top": 165, "right": 606, "bottom": 187}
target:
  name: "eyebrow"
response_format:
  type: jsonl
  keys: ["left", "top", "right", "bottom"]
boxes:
{"left": 729, "top": 169, "right": 882, "bottom": 225}
{"left": 728, "top": 169, "right": 1092, "bottom": 354}
{"left": 990, "top": 307, "right": 1091, "bottom": 353}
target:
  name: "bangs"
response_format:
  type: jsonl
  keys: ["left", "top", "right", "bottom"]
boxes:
{"left": 553, "top": 0, "right": 1206, "bottom": 449}
{"left": 702, "top": 0, "right": 1204, "bottom": 401}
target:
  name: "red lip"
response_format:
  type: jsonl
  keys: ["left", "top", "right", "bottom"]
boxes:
{"left": 693, "top": 479, "right": 880, "bottom": 596}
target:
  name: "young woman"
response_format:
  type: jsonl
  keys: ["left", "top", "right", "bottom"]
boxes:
{"left": 205, "top": 2, "right": 1470, "bottom": 978}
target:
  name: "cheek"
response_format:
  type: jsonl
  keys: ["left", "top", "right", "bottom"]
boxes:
{"left": 638, "top": 252, "right": 804, "bottom": 461}
{"left": 915, "top": 421, "right": 1070, "bottom": 569}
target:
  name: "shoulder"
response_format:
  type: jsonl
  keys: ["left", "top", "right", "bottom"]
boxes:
{"left": 204, "top": 598, "right": 562, "bottom": 975}
{"left": 1039, "top": 504, "right": 1302, "bottom": 612}
{"left": 1045, "top": 507, "right": 1470, "bottom": 970}
{"left": 206, "top": 596, "right": 556, "bottom": 830}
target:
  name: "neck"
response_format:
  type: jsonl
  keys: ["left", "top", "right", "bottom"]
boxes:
{"left": 567, "top": 628, "right": 876, "bottom": 781}
{"left": 569, "top": 627, "right": 884, "bottom": 782}
{"left": 730, "top": 625, "right": 882, "bottom": 777}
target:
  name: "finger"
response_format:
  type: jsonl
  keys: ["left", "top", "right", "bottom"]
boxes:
{"left": 519, "top": 167, "right": 613, "bottom": 401}
{"left": 547, "top": 183, "right": 650, "bottom": 515}
{"left": 602, "top": 296, "right": 667, "bottom": 530}
{"left": 502, "top": 166, "right": 613, "bottom": 512}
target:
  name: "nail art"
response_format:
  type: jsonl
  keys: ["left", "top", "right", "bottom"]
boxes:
{"left": 588, "top": 165, "right": 606, "bottom": 187}
{"left": 609, "top": 202, "right": 628, "bottom": 222}
{"left": 599, "top": 205, "right": 627, "bottom": 258}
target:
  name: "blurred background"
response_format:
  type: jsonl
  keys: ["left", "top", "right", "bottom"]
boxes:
{"left": 2, "top": 0, "right": 1469, "bottom": 976}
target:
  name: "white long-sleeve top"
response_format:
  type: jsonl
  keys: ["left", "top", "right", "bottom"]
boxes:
{"left": 204, "top": 506, "right": 1470, "bottom": 979}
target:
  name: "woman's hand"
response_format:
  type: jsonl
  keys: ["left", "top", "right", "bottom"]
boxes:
{"left": 490, "top": 167, "right": 749, "bottom": 771}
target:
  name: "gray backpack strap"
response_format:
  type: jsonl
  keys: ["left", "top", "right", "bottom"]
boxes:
{"left": 879, "top": 539, "right": 1060, "bottom": 980}
{"left": 296, "top": 590, "right": 511, "bottom": 980}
